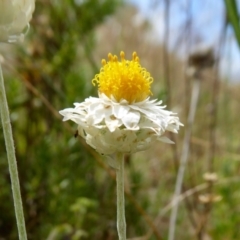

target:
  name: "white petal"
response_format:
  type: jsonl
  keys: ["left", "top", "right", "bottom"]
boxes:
{"left": 59, "top": 109, "right": 85, "bottom": 122}
{"left": 122, "top": 111, "right": 140, "bottom": 130}
{"left": 112, "top": 104, "right": 130, "bottom": 118}
{"left": 158, "top": 136, "right": 175, "bottom": 144}
{"left": 105, "top": 116, "right": 122, "bottom": 132}
{"left": 87, "top": 106, "right": 106, "bottom": 125}
{"left": 130, "top": 104, "right": 156, "bottom": 118}
{"left": 88, "top": 102, "right": 103, "bottom": 113}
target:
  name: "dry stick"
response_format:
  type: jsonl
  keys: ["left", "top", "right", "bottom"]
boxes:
{"left": 168, "top": 77, "right": 201, "bottom": 240}
{"left": 162, "top": 0, "right": 198, "bottom": 234}
{"left": 161, "top": 3, "right": 201, "bottom": 233}
{"left": 171, "top": 0, "right": 199, "bottom": 230}
{"left": 162, "top": 175, "right": 240, "bottom": 216}
{"left": 207, "top": 18, "right": 226, "bottom": 176}
{"left": 169, "top": 10, "right": 197, "bottom": 226}
{"left": 17, "top": 73, "right": 163, "bottom": 240}
{"left": 197, "top": 21, "right": 227, "bottom": 240}
{"left": 145, "top": 174, "right": 240, "bottom": 240}
{"left": 163, "top": 0, "right": 189, "bottom": 233}
{"left": 0, "top": 64, "right": 27, "bottom": 240}
{"left": 151, "top": 182, "right": 197, "bottom": 239}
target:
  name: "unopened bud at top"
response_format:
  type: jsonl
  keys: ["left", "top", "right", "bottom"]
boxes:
{"left": 0, "top": 0, "right": 35, "bottom": 43}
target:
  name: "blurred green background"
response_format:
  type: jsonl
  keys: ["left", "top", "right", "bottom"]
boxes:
{"left": 1, "top": 0, "right": 240, "bottom": 239}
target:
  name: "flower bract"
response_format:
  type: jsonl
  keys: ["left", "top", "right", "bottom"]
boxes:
{"left": 60, "top": 51, "right": 183, "bottom": 155}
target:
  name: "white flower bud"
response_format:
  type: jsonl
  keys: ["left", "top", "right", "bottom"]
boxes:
{"left": 0, "top": 0, "right": 35, "bottom": 43}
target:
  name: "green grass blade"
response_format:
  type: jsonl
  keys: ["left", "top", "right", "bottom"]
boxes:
{"left": 224, "top": 0, "right": 240, "bottom": 47}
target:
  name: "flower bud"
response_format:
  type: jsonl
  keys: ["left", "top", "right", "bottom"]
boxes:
{"left": 0, "top": 0, "right": 35, "bottom": 43}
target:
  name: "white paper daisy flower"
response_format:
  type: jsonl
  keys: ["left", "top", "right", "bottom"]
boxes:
{"left": 60, "top": 51, "right": 183, "bottom": 155}
{"left": 0, "top": 0, "right": 35, "bottom": 43}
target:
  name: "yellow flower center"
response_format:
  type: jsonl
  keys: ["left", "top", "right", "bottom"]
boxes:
{"left": 92, "top": 51, "right": 153, "bottom": 103}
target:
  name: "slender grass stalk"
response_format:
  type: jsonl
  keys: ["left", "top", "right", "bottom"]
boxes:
{"left": 168, "top": 78, "right": 201, "bottom": 240}
{"left": 163, "top": 0, "right": 171, "bottom": 107}
{"left": 116, "top": 152, "right": 126, "bottom": 240}
{"left": 0, "top": 63, "right": 27, "bottom": 240}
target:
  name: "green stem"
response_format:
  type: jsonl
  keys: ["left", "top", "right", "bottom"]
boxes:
{"left": 0, "top": 64, "right": 27, "bottom": 240}
{"left": 116, "top": 152, "right": 126, "bottom": 240}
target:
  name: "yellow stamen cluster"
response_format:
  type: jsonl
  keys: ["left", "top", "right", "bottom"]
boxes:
{"left": 92, "top": 51, "right": 153, "bottom": 103}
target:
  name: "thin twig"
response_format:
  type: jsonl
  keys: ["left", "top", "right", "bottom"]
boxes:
{"left": 168, "top": 77, "right": 201, "bottom": 240}
{"left": 197, "top": 18, "right": 227, "bottom": 240}
{"left": 161, "top": 175, "right": 240, "bottom": 216}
